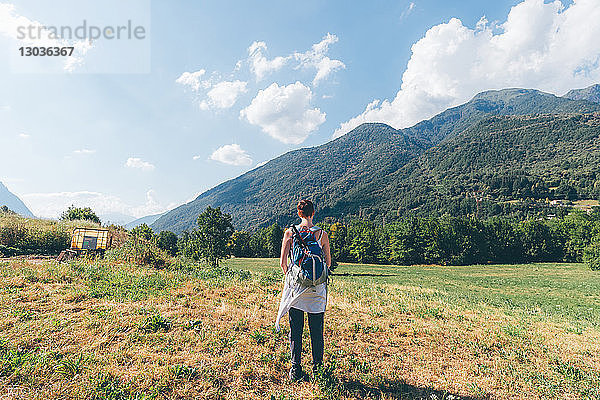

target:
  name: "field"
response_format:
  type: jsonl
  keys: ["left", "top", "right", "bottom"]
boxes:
{"left": 0, "top": 257, "right": 599, "bottom": 400}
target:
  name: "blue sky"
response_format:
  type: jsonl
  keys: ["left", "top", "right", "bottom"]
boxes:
{"left": 1, "top": 0, "right": 599, "bottom": 221}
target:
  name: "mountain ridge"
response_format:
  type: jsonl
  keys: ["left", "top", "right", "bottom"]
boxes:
{"left": 0, "top": 182, "right": 34, "bottom": 217}
{"left": 564, "top": 84, "right": 600, "bottom": 104}
{"left": 125, "top": 213, "right": 164, "bottom": 230}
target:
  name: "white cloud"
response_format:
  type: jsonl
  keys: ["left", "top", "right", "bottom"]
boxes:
{"left": 294, "top": 33, "right": 345, "bottom": 86}
{"left": 400, "top": 2, "right": 416, "bottom": 20}
{"left": 334, "top": 0, "right": 600, "bottom": 138}
{"left": 200, "top": 80, "right": 248, "bottom": 110}
{"left": 63, "top": 39, "right": 93, "bottom": 72}
{"left": 176, "top": 34, "right": 345, "bottom": 113}
{"left": 125, "top": 157, "right": 155, "bottom": 171}
{"left": 0, "top": 3, "right": 92, "bottom": 72}
{"left": 175, "top": 70, "right": 207, "bottom": 92}
{"left": 0, "top": 177, "right": 23, "bottom": 184}
{"left": 0, "top": 105, "right": 11, "bottom": 112}
{"left": 247, "top": 41, "right": 289, "bottom": 81}
{"left": 244, "top": 35, "right": 344, "bottom": 85}
{"left": 240, "top": 81, "right": 326, "bottom": 144}
{"left": 73, "top": 148, "right": 95, "bottom": 155}
{"left": 18, "top": 133, "right": 30, "bottom": 139}
{"left": 177, "top": 71, "right": 247, "bottom": 111}
{"left": 208, "top": 144, "right": 253, "bottom": 166}
{"left": 22, "top": 189, "right": 175, "bottom": 219}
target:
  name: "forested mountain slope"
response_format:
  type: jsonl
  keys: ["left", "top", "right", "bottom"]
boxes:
{"left": 364, "top": 113, "right": 600, "bottom": 220}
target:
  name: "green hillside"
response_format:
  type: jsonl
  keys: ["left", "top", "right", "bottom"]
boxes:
{"left": 152, "top": 88, "right": 600, "bottom": 233}
{"left": 368, "top": 113, "right": 600, "bottom": 220}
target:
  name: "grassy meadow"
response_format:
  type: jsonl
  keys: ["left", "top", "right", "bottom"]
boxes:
{"left": 0, "top": 256, "right": 599, "bottom": 399}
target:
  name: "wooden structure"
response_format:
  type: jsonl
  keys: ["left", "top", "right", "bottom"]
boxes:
{"left": 56, "top": 227, "right": 110, "bottom": 262}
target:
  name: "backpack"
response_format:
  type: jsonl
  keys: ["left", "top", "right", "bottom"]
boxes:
{"left": 288, "top": 225, "right": 328, "bottom": 286}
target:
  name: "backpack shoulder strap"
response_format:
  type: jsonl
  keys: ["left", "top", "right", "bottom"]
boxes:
{"left": 290, "top": 224, "right": 308, "bottom": 249}
{"left": 310, "top": 226, "right": 323, "bottom": 241}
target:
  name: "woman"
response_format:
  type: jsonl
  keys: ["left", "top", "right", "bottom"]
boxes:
{"left": 276, "top": 199, "right": 332, "bottom": 382}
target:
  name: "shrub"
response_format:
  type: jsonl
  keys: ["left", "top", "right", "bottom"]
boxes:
{"left": 139, "top": 315, "right": 172, "bottom": 333}
{"left": 60, "top": 206, "right": 101, "bottom": 224}
{"left": 583, "top": 239, "right": 600, "bottom": 270}
{"left": 0, "top": 215, "right": 71, "bottom": 256}
{"left": 110, "top": 235, "right": 170, "bottom": 269}
{"left": 130, "top": 223, "right": 154, "bottom": 241}
{"left": 156, "top": 231, "right": 178, "bottom": 256}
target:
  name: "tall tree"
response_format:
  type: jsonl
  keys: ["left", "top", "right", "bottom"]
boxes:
{"left": 60, "top": 206, "right": 101, "bottom": 224}
{"left": 157, "top": 230, "right": 178, "bottom": 256}
{"left": 228, "top": 231, "right": 252, "bottom": 258}
{"left": 130, "top": 223, "right": 154, "bottom": 241}
{"left": 190, "top": 207, "right": 234, "bottom": 267}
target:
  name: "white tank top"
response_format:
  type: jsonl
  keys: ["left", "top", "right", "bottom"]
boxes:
{"left": 296, "top": 225, "right": 323, "bottom": 247}
{"left": 275, "top": 225, "right": 327, "bottom": 330}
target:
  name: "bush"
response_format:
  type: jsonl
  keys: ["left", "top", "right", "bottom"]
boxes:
{"left": 130, "top": 223, "right": 154, "bottom": 241}
{"left": 583, "top": 240, "right": 600, "bottom": 270}
{"left": 156, "top": 230, "right": 178, "bottom": 256}
{"left": 60, "top": 206, "right": 101, "bottom": 224}
{"left": 0, "top": 215, "right": 72, "bottom": 256}
{"left": 108, "top": 235, "right": 170, "bottom": 269}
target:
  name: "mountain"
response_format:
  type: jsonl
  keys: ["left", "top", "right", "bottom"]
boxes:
{"left": 152, "top": 87, "right": 600, "bottom": 233}
{"left": 153, "top": 124, "right": 427, "bottom": 233}
{"left": 0, "top": 182, "right": 34, "bottom": 217}
{"left": 370, "top": 113, "right": 600, "bottom": 219}
{"left": 125, "top": 213, "right": 163, "bottom": 230}
{"left": 99, "top": 212, "right": 135, "bottom": 226}
{"left": 564, "top": 84, "right": 600, "bottom": 104}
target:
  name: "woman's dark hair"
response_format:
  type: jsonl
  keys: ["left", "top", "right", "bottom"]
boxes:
{"left": 297, "top": 199, "right": 314, "bottom": 218}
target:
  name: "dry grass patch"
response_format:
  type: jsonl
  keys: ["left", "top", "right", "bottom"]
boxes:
{"left": 0, "top": 258, "right": 599, "bottom": 399}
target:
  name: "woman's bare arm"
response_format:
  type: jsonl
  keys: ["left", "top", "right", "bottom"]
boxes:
{"left": 320, "top": 231, "right": 332, "bottom": 268}
{"left": 280, "top": 228, "right": 293, "bottom": 274}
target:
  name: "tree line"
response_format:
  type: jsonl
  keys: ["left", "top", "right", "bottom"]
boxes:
{"left": 176, "top": 206, "right": 600, "bottom": 270}
{"left": 4, "top": 204, "right": 600, "bottom": 270}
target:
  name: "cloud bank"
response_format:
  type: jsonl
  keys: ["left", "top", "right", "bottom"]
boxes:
{"left": 175, "top": 33, "right": 344, "bottom": 147}
{"left": 334, "top": 0, "right": 600, "bottom": 138}
{"left": 247, "top": 41, "right": 289, "bottom": 81}
{"left": 22, "top": 189, "right": 174, "bottom": 219}
{"left": 175, "top": 70, "right": 207, "bottom": 92}
{"left": 293, "top": 33, "right": 346, "bottom": 86}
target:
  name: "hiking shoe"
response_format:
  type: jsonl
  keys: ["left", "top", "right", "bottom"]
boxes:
{"left": 289, "top": 366, "right": 305, "bottom": 382}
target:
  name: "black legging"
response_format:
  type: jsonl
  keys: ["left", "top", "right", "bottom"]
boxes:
{"left": 289, "top": 307, "right": 324, "bottom": 368}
